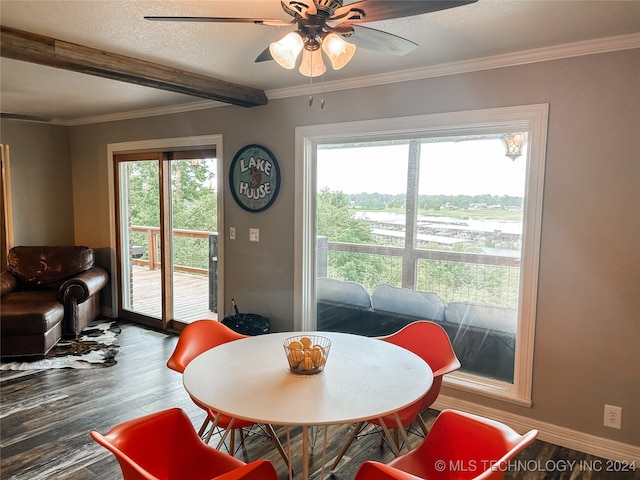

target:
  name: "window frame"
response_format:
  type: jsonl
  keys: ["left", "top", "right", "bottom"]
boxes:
{"left": 295, "top": 105, "right": 548, "bottom": 405}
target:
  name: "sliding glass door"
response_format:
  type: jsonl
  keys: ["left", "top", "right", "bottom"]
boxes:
{"left": 115, "top": 150, "right": 218, "bottom": 330}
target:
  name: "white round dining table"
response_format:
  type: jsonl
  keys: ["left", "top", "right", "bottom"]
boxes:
{"left": 183, "top": 331, "right": 433, "bottom": 479}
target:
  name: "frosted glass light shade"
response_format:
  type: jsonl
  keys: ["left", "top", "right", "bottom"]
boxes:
{"left": 502, "top": 133, "right": 527, "bottom": 160}
{"left": 269, "top": 32, "right": 304, "bottom": 69}
{"left": 322, "top": 33, "right": 356, "bottom": 70}
{"left": 299, "top": 47, "right": 326, "bottom": 77}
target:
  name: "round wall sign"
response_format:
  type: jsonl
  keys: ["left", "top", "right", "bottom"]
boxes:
{"left": 229, "top": 144, "right": 281, "bottom": 212}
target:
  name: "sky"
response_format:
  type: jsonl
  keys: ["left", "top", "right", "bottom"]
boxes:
{"left": 317, "top": 138, "right": 527, "bottom": 197}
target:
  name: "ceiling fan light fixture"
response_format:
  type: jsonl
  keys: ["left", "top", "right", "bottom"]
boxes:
{"left": 147, "top": 0, "right": 480, "bottom": 82}
{"left": 322, "top": 33, "right": 356, "bottom": 70}
{"left": 269, "top": 31, "right": 304, "bottom": 69}
{"left": 299, "top": 42, "right": 327, "bottom": 77}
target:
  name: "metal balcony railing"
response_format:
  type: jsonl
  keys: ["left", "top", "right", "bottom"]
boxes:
{"left": 318, "top": 237, "right": 520, "bottom": 308}
{"left": 128, "top": 227, "right": 520, "bottom": 310}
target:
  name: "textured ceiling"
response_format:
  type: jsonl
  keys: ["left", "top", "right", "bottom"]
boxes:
{"left": 1, "top": 0, "right": 639, "bottom": 123}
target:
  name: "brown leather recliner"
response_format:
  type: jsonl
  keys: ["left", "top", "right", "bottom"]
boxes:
{"left": 1, "top": 246, "right": 110, "bottom": 357}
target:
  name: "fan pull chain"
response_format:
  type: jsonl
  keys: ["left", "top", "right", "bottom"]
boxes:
{"left": 308, "top": 79, "right": 326, "bottom": 109}
{"left": 306, "top": 52, "right": 325, "bottom": 109}
{"left": 308, "top": 65, "right": 314, "bottom": 107}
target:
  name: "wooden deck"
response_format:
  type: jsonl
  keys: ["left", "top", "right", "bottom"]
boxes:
{"left": 130, "top": 266, "right": 217, "bottom": 323}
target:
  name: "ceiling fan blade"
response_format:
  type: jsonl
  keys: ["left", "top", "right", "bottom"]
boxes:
{"left": 144, "top": 16, "right": 294, "bottom": 27}
{"left": 335, "top": 24, "right": 418, "bottom": 56}
{"left": 333, "top": 0, "right": 478, "bottom": 24}
{"left": 304, "top": 1, "right": 317, "bottom": 16}
{"left": 283, "top": 0, "right": 317, "bottom": 17}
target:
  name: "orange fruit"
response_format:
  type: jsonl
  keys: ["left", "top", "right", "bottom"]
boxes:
{"left": 300, "top": 337, "right": 312, "bottom": 348}
{"left": 288, "top": 349, "right": 305, "bottom": 366}
{"left": 300, "top": 356, "right": 314, "bottom": 370}
{"left": 309, "top": 347, "right": 324, "bottom": 363}
{"left": 288, "top": 340, "right": 303, "bottom": 351}
{"left": 286, "top": 352, "right": 298, "bottom": 368}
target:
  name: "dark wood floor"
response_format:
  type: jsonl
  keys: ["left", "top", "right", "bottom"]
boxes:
{"left": 1, "top": 321, "right": 638, "bottom": 480}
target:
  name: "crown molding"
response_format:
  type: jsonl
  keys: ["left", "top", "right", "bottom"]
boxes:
{"left": 268, "top": 32, "right": 640, "bottom": 99}
{"left": 63, "top": 99, "right": 226, "bottom": 127}
{"left": 66, "top": 33, "right": 640, "bottom": 126}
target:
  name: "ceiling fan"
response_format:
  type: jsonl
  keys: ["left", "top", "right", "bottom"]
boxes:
{"left": 145, "top": 0, "right": 478, "bottom": 78}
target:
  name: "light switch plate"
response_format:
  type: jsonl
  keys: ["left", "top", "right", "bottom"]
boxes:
{"left": 249, "top": 228, "right": 260, "bottom": 242}
{"left": 229, "top": 227, "right": 236, "bottom": 240}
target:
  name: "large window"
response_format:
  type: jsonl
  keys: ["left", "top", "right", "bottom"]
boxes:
{"left": 295, "top": 105, "right": 548, "bottom": 404}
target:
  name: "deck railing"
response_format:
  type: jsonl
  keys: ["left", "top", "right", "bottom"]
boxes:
{"left": 129, "top": 226, "right": 520, "bottom": 308}
{"left": 130, "top": 226, "right": 214, "bottom": 275}
{"left": 318, "top": 237, "right": 521, "bottom": 308}
{"left": 130, "top": 226, "right": 218, "bottom": 311}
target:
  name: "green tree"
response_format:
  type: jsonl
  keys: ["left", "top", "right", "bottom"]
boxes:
{"left": 171, "top": 159, "right": 217, "bottom": 232}
{"left": 317, "top": 189, "right": 371, "bottom": 243}
{"left": 126, "top": 159, "right": 217, "bottom": 269}
{"left": 317, "top": 189, "right": 392, "bottom": 289}
{"left": 127, "top": 161, "right": 160, "bottom": 227}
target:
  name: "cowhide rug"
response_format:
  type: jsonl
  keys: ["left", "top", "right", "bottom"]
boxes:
{"left": 0, "top": 320, "right": 121, "bottom": 371}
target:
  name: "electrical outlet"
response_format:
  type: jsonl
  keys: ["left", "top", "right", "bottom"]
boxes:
{"left": 604, "top": 404, "right": 622, "bottom": 429}
{"left": 249, "top": 228, "right": 260, "bottom": 242}
{"left": 229, "top": 227, "right": 236, "bottom": 240}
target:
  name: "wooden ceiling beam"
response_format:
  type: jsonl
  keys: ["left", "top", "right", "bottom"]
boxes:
{"left": 0, "top": 25, "right": 268, "bottom": 108}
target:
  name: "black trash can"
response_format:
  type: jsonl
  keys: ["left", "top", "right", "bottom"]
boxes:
{"left": 221, "top": 299, "right": 270, "bottom": 336}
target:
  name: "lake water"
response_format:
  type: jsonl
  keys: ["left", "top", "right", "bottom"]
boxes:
{"left": 354, "top": 211, "right": 523, "bottom": 235}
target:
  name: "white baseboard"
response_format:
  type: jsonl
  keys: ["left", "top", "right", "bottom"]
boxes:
{"left": 432, "top": 395, "right": 640, "bottom": 464}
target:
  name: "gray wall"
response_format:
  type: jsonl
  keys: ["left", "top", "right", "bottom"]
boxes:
{"left": 0, "top": 121, "right": 74, "bottom": 245}
{"left": 1, "top": 49, "right": 638, "bottom": 448}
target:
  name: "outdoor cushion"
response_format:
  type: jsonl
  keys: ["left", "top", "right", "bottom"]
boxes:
{"left": 317, "top": 277, "right": 372, "bottom": 308}
{"left": 372, "top": 284, "right": 446, "bottom": 321}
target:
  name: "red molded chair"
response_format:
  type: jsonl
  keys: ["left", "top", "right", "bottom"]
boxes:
{"left": 332, "top": 321, "right": 460, "bottom": 468}
{"left": 167, "top": 320, "right": 288, "bottom": 467}
{"left": 383, "top": 321, "right": 461, "bottom": 435}
{"left": 167, "top": 320, "right": 246, "bottom": 439}
{"left": 90, "top": 407, "right": 278, "bottom": 480}
{"left": 354, "top": 409, "right": 538, "bottom": 480}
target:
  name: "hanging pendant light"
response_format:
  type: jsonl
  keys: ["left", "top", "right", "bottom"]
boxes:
{"left": 269, "top": 31, "right": 304, "bottom": 70}
{"left": 502, "top": 133, "right": 527, "bottom": 160}
{"left": 321, "top": 33, "right": 356, "bottom": 70}
{"left": 299, "top": 39, "right": 326, "bottom": 77}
